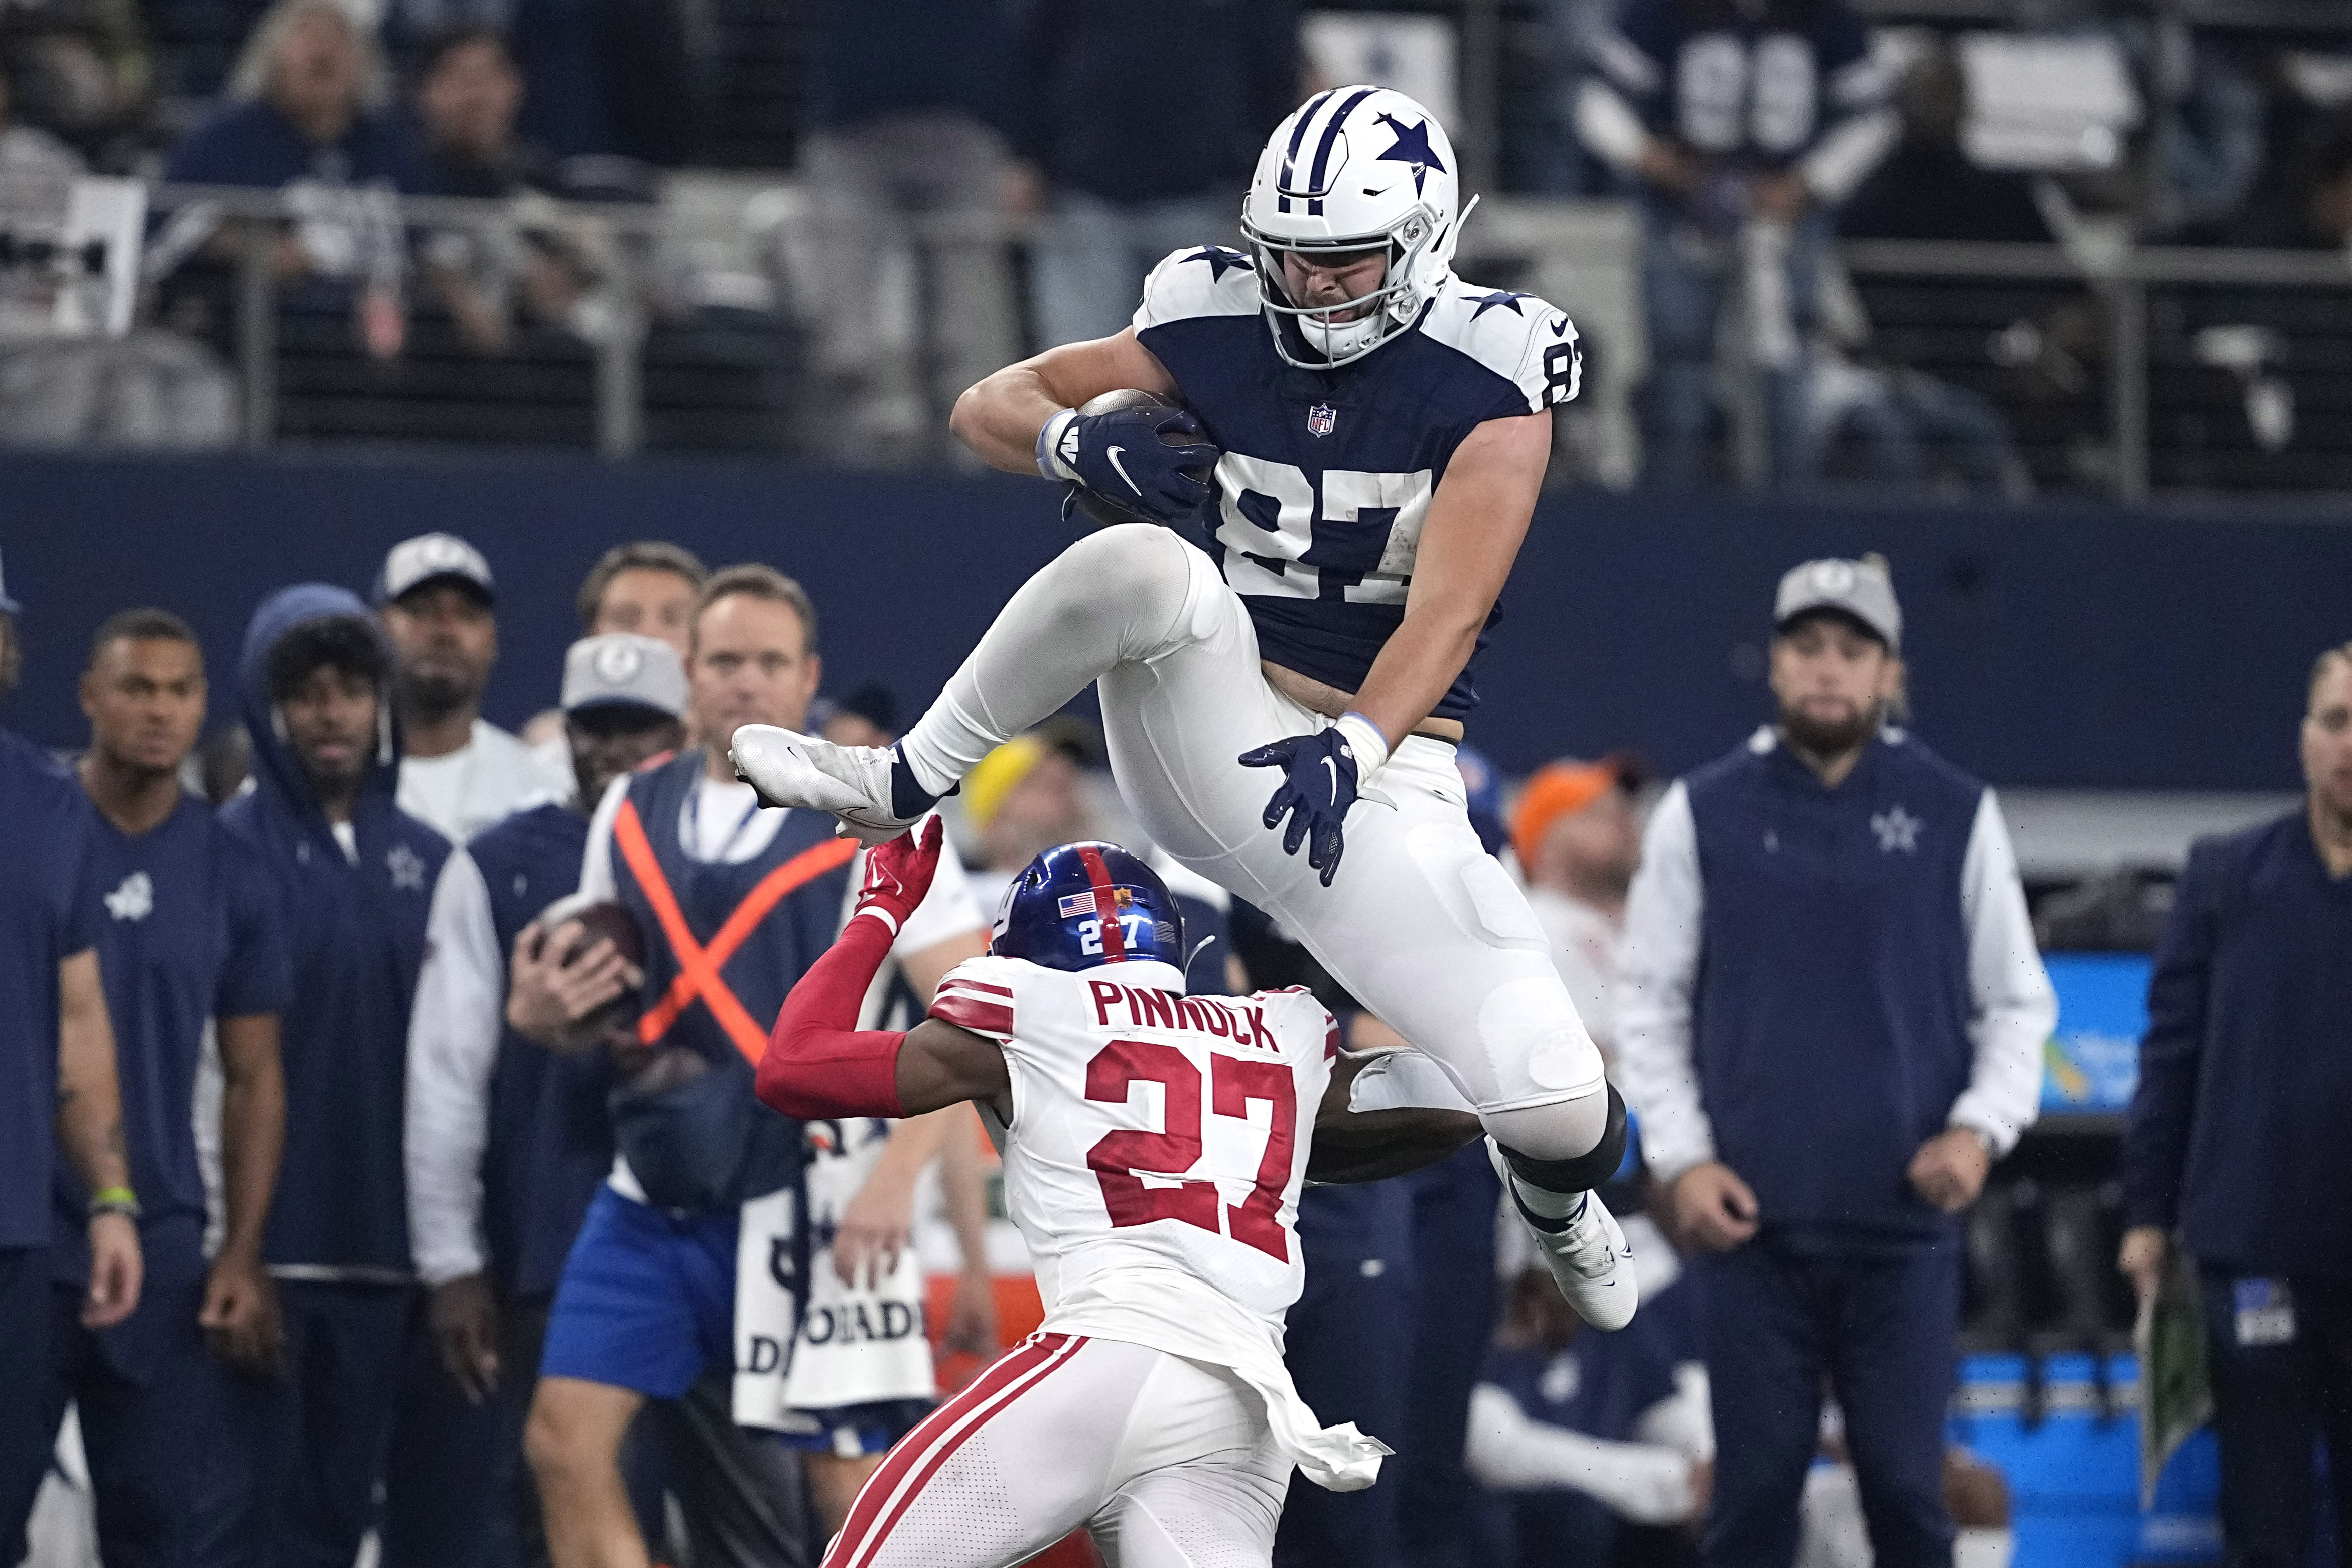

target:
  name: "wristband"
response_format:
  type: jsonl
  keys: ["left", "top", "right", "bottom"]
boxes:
{"left": 1035, "top": 408, "right": 1079, "bottom": 481}
{"left": 1333, "top": 712, "right": 1391, "bottom": 781}
{"left": 89, "top": 1185, "right": 140, "bottom": 1220}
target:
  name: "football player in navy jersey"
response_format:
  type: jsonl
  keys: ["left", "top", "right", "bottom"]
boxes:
{"left": 0, "top": 568, "right": 142, "bottom": 1568}
{"left": 735, "top": 87, "right": 1637, "bottom": 1333}
{"left": 0, "top": 610, "right": 292, "bottom": 1568}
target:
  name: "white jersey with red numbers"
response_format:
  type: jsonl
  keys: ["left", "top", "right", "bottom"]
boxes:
{"left": 928, "top": 952, "right": 1390, "bottom": 1491}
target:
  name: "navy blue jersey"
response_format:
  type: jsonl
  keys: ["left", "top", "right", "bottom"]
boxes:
{"left": 1591, "top": 0, "right": 1883, "bottom": 166}
{"left": 51, "top": 793, "right": 290, "bottom": 1280}
{"left": 1133, "top": 246, "right": 1578, "bottom": 722}
{"left": 469, "top": 802, "right": 617, "bottom": 1301}
{"left": 0, "top": 729, "right": 102, "bottom": 1249}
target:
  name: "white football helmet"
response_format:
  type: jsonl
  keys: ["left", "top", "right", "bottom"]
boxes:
{"left": 1240, "top": 85, "right": 1476, "bottom": 370}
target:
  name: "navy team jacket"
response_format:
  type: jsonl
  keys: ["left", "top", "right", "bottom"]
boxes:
{"left": 2122, "top": 812, "right": 2352, "bottom": 1277}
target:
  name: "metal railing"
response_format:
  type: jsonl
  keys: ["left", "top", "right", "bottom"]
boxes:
{"left": 102, "top": 183, "right": 2352, "bottom": 495}
{"left": 148, "top": 181, "right": 671, "bottom": 457}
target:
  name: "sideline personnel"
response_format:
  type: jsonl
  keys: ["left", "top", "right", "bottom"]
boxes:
{"left": 1616, "top": 557, "right": 2053, "bottom": 1567}
{"left": 2119, "top": 641, "right": 2352, "bottom": 1566}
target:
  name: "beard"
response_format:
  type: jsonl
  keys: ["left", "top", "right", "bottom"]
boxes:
{"left": 1779, "top": 698, "right": 1881, "bottom": 758}
{"left": 401, "top": 666, "right": 479, "bottom": 723}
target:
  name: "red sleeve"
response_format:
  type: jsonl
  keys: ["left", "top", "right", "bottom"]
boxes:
{"left": 757, "top": 911, "right": 906, "bottom": 1120}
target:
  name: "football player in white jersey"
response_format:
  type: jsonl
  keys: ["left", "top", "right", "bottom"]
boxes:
{"left": 757, "top": 823, "right": 1483, "bottom": 1567}
{"left": 732, "top": 87, "right": 1635, "bottom": 1327}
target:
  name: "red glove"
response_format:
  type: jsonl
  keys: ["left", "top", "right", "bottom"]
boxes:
{"left": 757, "top": 819, "right": 946, "bottom": 1121}
{"left": 854, "top": 818, "right": 944, "bottom": 936}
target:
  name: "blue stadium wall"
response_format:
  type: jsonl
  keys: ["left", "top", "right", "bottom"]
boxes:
{"left": 3, "top": 449, "right": 2345, "bottom": 791}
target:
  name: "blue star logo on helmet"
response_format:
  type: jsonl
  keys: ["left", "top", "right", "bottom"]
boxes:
{"left": 1374, "top": 114, "right": 1446, "bottom": 196}
{"left": 1182, "top": 246, "right": 1251, "bottom": 281}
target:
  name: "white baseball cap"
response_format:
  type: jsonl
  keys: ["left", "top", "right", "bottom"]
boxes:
{"left": 561, "top": 634, "right": 688, "bottom": 718}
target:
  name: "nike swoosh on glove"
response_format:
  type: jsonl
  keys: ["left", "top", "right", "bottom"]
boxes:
{"left": 1045, "top": 404, "right": 1220, "bottom": 525}
{"left": 1238, "top": 729, "right": 1362, "bottom": 886}
{"left": 855, "top": 817, "right": 943, "bottom": 935}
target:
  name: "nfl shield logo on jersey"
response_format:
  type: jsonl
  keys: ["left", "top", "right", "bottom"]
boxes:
{"left": 1306, "top": 403, "right": 1337, "bottom": 437}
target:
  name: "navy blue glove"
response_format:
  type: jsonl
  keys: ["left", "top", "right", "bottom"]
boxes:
{"left": 1041, "top": 404, "right": 1220, "bottom": 526}
{"left": 1238, "top": 728, "right": 1365, "bottom": 886}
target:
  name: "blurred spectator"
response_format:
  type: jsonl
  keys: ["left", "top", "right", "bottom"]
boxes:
{"left": 576, "top": 538, "right": 706, "bottom": 657}
{"left": 2231, "top": 114, "right": 2352, "bottom": 249}
{"left": 525, "top": 538, "right": 709, "bottom": 763}
{"left": 1840, "top": 38, "right": 2049, "bottom": 245}
{"left": 1616, "top": 557, "right": 2052, "bottom": 1563}
{"left": 817, "top": 682, "right": 897, "bottom": 750}
{"left": 1577, "top": 0, "right": 1898, "bottom": 490}
{"left": 797, "top": 0, "right": 1019, "bottom": 462}
{"left": 2117, "top": 641, "right": 2352, "bottom": 1566}
{"left": 411, "top": 26, "right": 600, "bottom": 355}
{"left": 507, "top": 0, "right": 694, "bottom": 166}
{"left": 404, "top": 632, "right": 687, "bottom": 1568}
{"left": 1469, "top": 1256, "right": 1710, "bottom": 1564}
{"left": 0, "top": 65, "right": 237, "bottom": 448}
{"left": 218, "top": 585, "right": 453, "bottom": 1568}
{"left": 1807, "top": 262, "right": 2029, "bottom": 500}
{"left": 163, "top": 0, "right": 423, "bottom": 359}
{"left": 375, "top": 532, "right": 570, "bottom": 841}
{"left": 0, "top": 0, "right": 152, "bottom": 164}
{"left": 1512, "top": 757, "right": 1640, "bottom": 1058}
{"left": 1007, "top": 0, "right": 1301, "bottom": 348}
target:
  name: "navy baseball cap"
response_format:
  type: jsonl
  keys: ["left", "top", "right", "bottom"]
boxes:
{"left": 375, "top": 533, "right": 494, "bottom": 608}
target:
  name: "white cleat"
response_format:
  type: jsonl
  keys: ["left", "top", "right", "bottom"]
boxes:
{"left": 1514, "top": 1187, "right": 1639, "bottom": 1332}
{"left": 727, "top": 724, "right": 920, "bottom": 845}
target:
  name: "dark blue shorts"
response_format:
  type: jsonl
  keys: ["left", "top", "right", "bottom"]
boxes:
{"left": 541, "top": 1186, "right": 740, "bottom": 1400}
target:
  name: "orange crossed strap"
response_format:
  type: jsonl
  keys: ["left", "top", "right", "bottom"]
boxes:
{"left": 611, "top": 796, "right": 860, "bottom": 1063}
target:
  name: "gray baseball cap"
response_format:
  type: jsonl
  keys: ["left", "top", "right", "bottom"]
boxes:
{"left": 376, "top": 532, "right": 494, "bottom": 607}
{"left": 561, "top": 633, "right": 688, "bottom": 718}
{"left": 1773, "top": 556, "right": 1901, "bottom": 652}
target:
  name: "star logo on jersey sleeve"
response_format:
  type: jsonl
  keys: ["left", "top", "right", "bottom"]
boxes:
{"left": 1468, "top": 289, "right": 1530, "bottom": 320}
{"left": 1181, "top": 246, "right": 1251, "bottom": 281}
{"left": 1374, "top": 114, "right": 1446, "bottom": 195}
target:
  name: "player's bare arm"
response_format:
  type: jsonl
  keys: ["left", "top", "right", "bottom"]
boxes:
{"left": 1346, "top": 410, "right": 1548, "bottom": 748}
{"left": 203, "top": 1010, "right": 287, "bottom": 1374}
{"left": 949, "top": 329, "right": 1180, "bottom": 475}
{"left": 58, "top": 947, "right": 143, "bottom": 1329}
{"left": 1306, "top": 1049, "right": 1484, "bottom": 1185}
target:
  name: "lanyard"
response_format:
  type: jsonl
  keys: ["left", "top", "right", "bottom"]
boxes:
{"left": 684, "top": 783, "right": 765, "bottom": 863}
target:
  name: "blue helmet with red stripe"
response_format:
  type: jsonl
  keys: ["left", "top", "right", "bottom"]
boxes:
{"left": 990, "top": 841, "right": 1184, "bottom": 974}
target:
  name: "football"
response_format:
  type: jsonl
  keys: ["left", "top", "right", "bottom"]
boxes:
{"left": 533, "top": 892, "right": 647, "bottom": 1051}
{"left": 1065, "top": 388, "right": 1211, "bottom": 530}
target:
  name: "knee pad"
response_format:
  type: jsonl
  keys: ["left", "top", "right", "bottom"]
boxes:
{"left": 1496, "top": 1083, "right": 1627, "bottom": 1196}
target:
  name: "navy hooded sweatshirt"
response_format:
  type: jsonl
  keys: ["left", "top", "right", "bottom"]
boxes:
{"left": 220, "top": 585, "right": 450, "bottom": 1277}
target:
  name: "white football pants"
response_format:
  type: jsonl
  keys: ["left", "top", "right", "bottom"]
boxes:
{"left": 823, "top": 1333, "right": 1289, "bottom": 1568}
{"left": 897, "top": 524, "right": 1607, "bottom": 1146}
